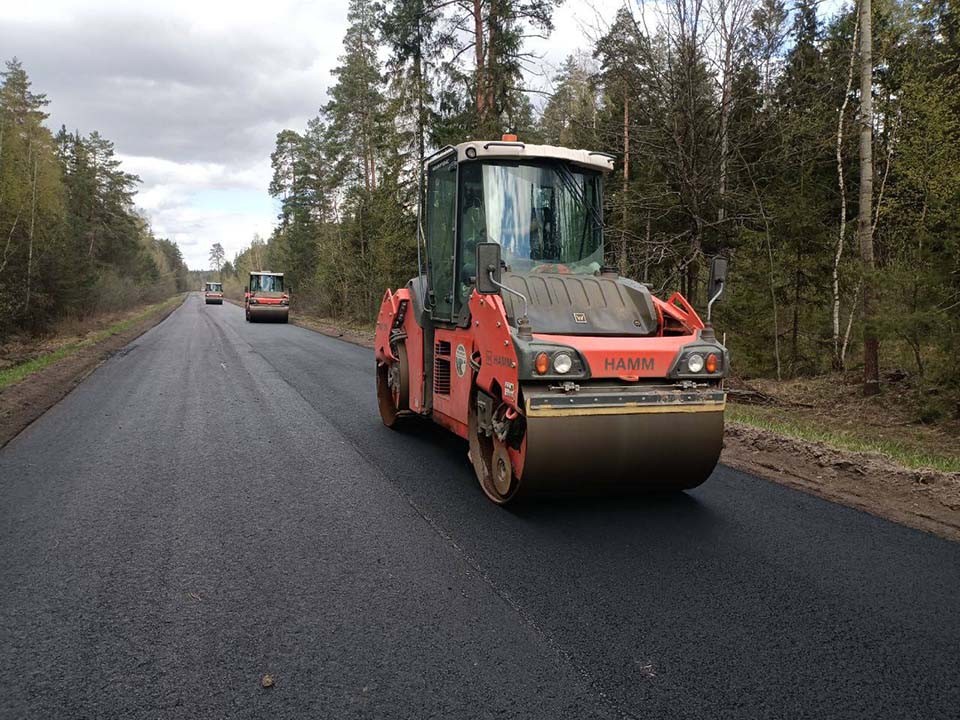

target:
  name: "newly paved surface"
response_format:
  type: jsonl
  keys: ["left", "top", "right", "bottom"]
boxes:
{"left": 1, "top": 294, "right": 958, "bottom": 719}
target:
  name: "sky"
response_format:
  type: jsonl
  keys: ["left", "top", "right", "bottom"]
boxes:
{"left": 1, "top": 0, "right": 841, "bottom": 270}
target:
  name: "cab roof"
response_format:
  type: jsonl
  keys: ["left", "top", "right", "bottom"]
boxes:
{"left": 436, "top": 139, "right": 615, "bottom": 174}
{"left": 250, "top": 271, "right": 283, "bottom": 276}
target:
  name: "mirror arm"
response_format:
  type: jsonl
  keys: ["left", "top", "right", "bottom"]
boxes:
{"left": 706, "top": 281, "right": 724, "bottom": 325}
{"left": 488, "top": 271, "right": 533, "bottom": 340}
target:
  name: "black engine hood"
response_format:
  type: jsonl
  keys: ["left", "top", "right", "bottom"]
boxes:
{"left": 498, "top": 272, "right": 658, "bottom": 336}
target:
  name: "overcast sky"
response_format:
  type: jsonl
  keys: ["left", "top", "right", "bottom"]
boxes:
{"left": 1, "top": 0, "right": 623, "bottom": 269}
{"left": 2, "top": 0, "right": 841, "bottom": 270}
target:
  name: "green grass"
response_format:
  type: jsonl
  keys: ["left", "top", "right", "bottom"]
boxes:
{"left": 727, "top": 403, "right": 960, "bottom": 474}
{"left": 0, "top": 295, "right": 184, "bottom": 390}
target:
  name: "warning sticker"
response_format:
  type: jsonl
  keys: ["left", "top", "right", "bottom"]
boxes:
{"left": 455, "top": 344, "right": 468, "bottom": 377}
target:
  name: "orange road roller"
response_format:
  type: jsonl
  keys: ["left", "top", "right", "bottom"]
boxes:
{"left": 204, "top": 281, "right": 224, "bottom": 304}
{"left": 245, "top": 271, "right": 289, "bottom": 323}
{"left": 375, "top": 137, "right": 729, "bottom": 504}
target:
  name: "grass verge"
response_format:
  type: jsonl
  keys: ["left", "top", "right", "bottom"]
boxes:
{"left": 727, "top": 403, "right": 960, "bottom": 474}
{"left": 0, "top": 295, "right": 184, "bottom": 390}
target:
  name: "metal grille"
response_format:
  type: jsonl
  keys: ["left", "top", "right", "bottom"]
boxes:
{"left": 434, "top": 359, "right": 451, "bottom": 395}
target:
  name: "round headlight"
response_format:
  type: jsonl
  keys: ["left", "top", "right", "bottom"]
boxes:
{"left": 553, "top": 352, "right": 573, "bottom": 374}
{"left": 686, "top": 353, "right": 704, "bottom": 373}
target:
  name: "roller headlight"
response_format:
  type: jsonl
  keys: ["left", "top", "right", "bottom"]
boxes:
{"left": 553, "top": 353, "right": 573, "bottom": 374}
{"left": 686, "top": 353, "right": 704, "bottom": 373}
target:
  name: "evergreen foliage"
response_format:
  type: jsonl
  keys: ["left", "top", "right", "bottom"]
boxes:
{"left": 0, "top": 58, "right": 188, "bottom": 339}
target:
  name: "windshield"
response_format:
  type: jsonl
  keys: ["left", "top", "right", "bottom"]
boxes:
{"left": 459, "top": 161, "right": 603, "bottom": 276}
{"left": 205, "top": 283, "right": 222, "bottom": 292}
{"left": 251, "top": 275, "right": 283, "bottom": 292}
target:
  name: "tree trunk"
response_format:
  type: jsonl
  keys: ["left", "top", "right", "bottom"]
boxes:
{"left": 415, "top": 20, "right": 426, "bottom": 170}
{"left": 473, "top": 0, "right": 486, "bottom": 117}
{"left": 792, "top": 244, "right": 801, "bottom": 366}
{"left": 621, "top": 94, "right": 629, "bottom": 273}
{"left": 718, "top": 43, "right": 731, "bottom": 225}
{"left": 858, "top": 0, "right": 879, "bottom": 396}
{"left": 643, "top": 209, "right": 651, "bottom": 282}
{"left": 833, "top": 7, "right": 859, "bottom": 370}
{"left": 25, "top": 156, "right": 38, "bottom": 314}
{"left": 742, "top": 151, "right": 783, "bottom": 381}
{"left": 687, "top": 225, "right": 701, "bottom": 302}
{"left": 485, "top": 0, "right": 497, "bottom": 119}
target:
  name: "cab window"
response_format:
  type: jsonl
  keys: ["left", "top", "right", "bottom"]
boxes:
{"left": 425, "top": 157, "right": 457, "bottom": 321}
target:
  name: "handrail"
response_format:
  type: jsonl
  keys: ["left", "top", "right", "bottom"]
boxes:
{"left": 482, "top": 141, "right": 526, "bottom": 150}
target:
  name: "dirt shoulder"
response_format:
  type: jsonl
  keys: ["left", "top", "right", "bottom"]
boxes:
{"left": 0, "top": 295, "right": 185, "bottom": 448}
{"left": 722, "top": 423, "right": 960, "bottom": 542}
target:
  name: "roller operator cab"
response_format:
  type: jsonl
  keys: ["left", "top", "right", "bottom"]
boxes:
{"left": 245, "top": 271, "right": 289, "bottom": 323}
{"left": 374, "top": 137, "right": 730, "bottom": 504}
{"left": 204, "top": 282, "right": 223, "bottom": 304}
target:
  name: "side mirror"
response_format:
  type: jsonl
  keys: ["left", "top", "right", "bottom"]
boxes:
{"left": 475, "top": 242, "right": 502, "bottom": 295}
{"left": 708, "top": 256, "right": 728, "bottom": 302}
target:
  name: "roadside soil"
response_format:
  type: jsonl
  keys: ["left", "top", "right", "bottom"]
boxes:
{"left": 723, "top": 423, "right": 960, "bottom": 542}
{"left": 0, "top": 296, "right": 185, "bottom": 448}
{"left": 730, "top": 373, "right": 960, "bottom": 466}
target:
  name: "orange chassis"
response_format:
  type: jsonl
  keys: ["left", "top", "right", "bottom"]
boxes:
{"left": 375, "top": 284, "right": 725, "bottom": 500}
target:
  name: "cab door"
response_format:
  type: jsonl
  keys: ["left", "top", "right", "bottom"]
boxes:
{"left": 424, "top": 155, "right": 472, "bottom": 436}
{"left": 425, "top": 155, "right": 457, "bottom": 321}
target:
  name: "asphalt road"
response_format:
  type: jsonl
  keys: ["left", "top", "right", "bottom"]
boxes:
{"left": 1, "top": 293, "right": 958, "bottom": 719}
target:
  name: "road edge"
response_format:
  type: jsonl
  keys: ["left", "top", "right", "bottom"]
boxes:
{"left": 0, "top": 294, "right": 187, "bottom": 449}
{"left": 224, "top": 298, "right": 373, "bottom": 349}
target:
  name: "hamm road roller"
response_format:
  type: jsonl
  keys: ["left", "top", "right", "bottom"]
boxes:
{"left": 374, "top": 136, "right": 729, "bottom": 504}
{"left": 245, "top": 271, "right": 289, "bottom": 323}
{"left": 204, "top": 281, "right": 224, "bottom": 304}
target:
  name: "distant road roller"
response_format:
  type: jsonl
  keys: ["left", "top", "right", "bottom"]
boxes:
{"left": 374, "top": 136, "right": 729, "bottom": 504}
{"left": 245, "top": 271, "right": 289, "bottom": 323}
{"left": 204, "top": 281, "right": 224, "bottom": 304}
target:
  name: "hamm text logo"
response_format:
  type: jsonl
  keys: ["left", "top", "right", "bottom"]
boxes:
{"left": 604, "top": 357, "right": 655, "bottom": 372}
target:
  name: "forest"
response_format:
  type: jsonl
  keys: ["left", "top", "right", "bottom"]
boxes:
{"left": 0, "top": 59, "right": 190, "bottom": 341}
{"left": 223, "top": 0, "right": 958, "bottom": 415}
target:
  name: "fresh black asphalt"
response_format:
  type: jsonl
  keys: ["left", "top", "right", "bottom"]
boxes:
{"left": 1, "top": 293, "right": 957, "bottom": 719}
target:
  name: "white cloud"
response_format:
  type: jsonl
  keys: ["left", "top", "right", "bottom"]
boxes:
{"left": 1, "top": 0, "right": 348, "bottom": 269}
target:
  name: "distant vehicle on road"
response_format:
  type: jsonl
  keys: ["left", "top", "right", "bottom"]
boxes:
{"left": 245, "top": 271, "right": 289, "bottom": 323}
{"left": 204, "top": 282, "right": 224, "bottom": 305}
